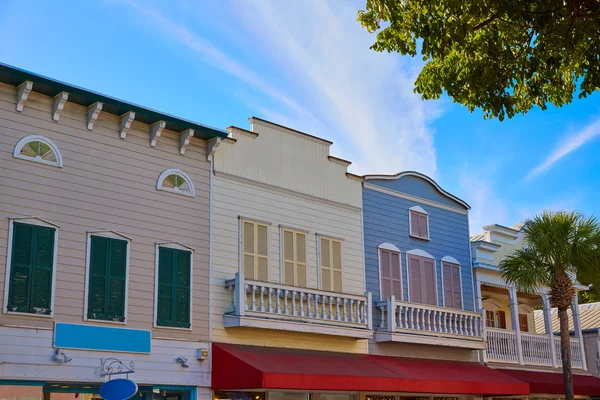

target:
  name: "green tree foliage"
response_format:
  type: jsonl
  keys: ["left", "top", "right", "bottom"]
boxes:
{"left": 499, "top": 211, "right": 600, "bottom": 400}
{"left": 357, "top": 1, "right": 600, "bottom": 120}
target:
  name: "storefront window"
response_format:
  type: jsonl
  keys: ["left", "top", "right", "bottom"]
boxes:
{"left": 398, "top": 397, "right": 430, "bottom": 400}
{"left": 366, "top": 395, "right": 396, "bottom": 400}
{"left": 313, "top": 395, "right": 357, "bottom": 400}
{"left": 270, "top": 393, "right": 308, "bottom": 400}
{"left": 214, "top": 392, "right": 265, "bottom": 400}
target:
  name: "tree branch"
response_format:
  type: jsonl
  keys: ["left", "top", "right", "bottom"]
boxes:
{"left": 473, "top": 14, "right": 498, "bottom": 30}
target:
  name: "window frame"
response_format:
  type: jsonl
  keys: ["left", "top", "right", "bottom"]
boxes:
{"left": 83, "top": 230, "right": 132, "bottom": 325}
{"left": 153, "top": 242, "right": 194, "bottom": 331}
{"left": 441, "top": 256, "right": 464, "bottom": 310}
{"left": 378, "top": 242, "right": 402, "bottom": 301}
{"left": 316, "top": 234, "right": 344, "bottom": 292}
{"left": 156, "top": 168, "right": 196, "bottom": 197}
{"left": 13, "top": 135, "right": 63, "bottom": 167}
{"left": 408, "top": 206, "right": 430, "bottom": 240}
{"left": 3, "top": 216, "right": 60, "bottom": 318}
{"left": 405, "top": 249, "right": 438, "bottom": 306}
{"left": 279, "top": 226, "right": 309, "bottom": 287}
{"left": 239, "top": 217, "right": 271, "bottom": 281}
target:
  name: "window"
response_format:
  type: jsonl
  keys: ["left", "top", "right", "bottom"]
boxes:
{"left": 156, "top": 169, "right": 195, "bottom": 197}
{"left": 13, "top": 135, "right": 63, "bottom": 167}
{"left": 319, "top": 236, "right": 342, "bottom": 292}
{"left": 380, "top": 248, "right": 401, "bottom": 299}
{"left": 442, "top": 261, "right": 462, "bottom": 309}
{"left": 519, "top": 313, "right": 529, "bottom": 332}
{"left": 242, "top": 220, "right": 268, "bottom": 280}
{"left": 156, "top": 246, "right": 192, "bottom": 328}
{"left": 485, "top": 309, "right": 507, "bottom": 329}
{"left": 409, "top": 206, "right": 429, "bottom": 240}
{"left": 407, "top": 253, "right": 436, "bottom": 305}
{"left": 282, "top": 228, "right": 307, "bottom": 287}
{"left": 6, "top": 221, "right": 56, "bottom": 315}
{"left": 86, "top": 235, "right": 129, "bottom": 322}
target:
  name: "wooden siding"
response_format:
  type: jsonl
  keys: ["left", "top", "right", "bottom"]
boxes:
{"left": 372, "top": 175, "right": 467, "bottom": 209}
{"left": 211, "top": 172, "right": 367, "bottom": 353}
{"left": 363, "top": 185, "right": 474, "bottom": 311}
{"left": 215, "top": 119, "right": 362, "bottom": 208}
{"left": 0, "top": 82, "right": 211, "bottom": 341}
{"left": 0, "top": 326, "right": 210, "bottom": 386}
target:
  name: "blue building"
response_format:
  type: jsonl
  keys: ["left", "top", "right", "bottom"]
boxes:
{"left": 362, "top": 171, "right": 485, "bottom": 357}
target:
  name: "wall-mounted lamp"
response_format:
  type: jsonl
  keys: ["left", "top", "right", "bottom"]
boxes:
{"left": 196, "top": 348, "right": 209, "bottom": 361}
{"left": 175, "top": 357, "right": 189, "bottom": 368}
{"left": 52, "top": 349, "right": 72, "bottom": 364}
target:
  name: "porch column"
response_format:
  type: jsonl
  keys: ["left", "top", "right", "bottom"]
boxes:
{"left": 542, "top": 293, "right": 558, "bottom": 368}
{"left": 509, "top": 287, "right": 524, "bottom": 364}
{"left": 572, "top": 293, "right": 588, "bottom": 370}
{"left": 476, "top": 280, "right": 487, "bottom": 363}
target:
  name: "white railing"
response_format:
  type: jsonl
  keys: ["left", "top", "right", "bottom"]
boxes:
{"left": 486, "top": 329, "right": 584, "bottom": 369}
{"left": 376, "top": 296, "right": 484, "bottom": 339}
{"left": 554, "top": 336, "right": 584, "bottom": 369}
{"left": 487, "top": 328, "right": 519, "bottom": 362}
{"left": 225, "top": 272, "right": 372, "bottom": 329}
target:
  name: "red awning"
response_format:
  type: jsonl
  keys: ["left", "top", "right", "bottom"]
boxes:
{"left": 498, "top": 369, "right": 600, "bottom": 396}
{"left": 212, "top": 343, "right": 529, "bottom": 396}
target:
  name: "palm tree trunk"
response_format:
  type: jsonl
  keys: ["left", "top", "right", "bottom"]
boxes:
{"left": 559, "top": 307, "right": 574, "bottom": 400}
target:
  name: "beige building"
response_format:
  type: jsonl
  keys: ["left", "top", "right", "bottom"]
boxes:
{"left": 0, "top": 63, "right": 227, "bottom": 400}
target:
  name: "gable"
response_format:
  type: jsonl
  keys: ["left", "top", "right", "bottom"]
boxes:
{"left": 365, "top": 174, "right": 468, "bottom": 210}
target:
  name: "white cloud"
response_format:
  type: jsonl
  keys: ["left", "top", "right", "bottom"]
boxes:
{"left": 525, "top": 117, "right": 600, "bottom": 181}
{"left": 120, "top": 0, "right": 443, "bottom": 177}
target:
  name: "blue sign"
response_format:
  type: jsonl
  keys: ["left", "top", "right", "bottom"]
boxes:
{"left": 99, "top": 379, "right": 138, "bottom": 400}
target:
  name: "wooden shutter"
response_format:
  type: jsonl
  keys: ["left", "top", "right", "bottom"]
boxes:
{"left": 380, "top": 249, "right": 402, "bottom": 300}
{"left": 422, "top": 258, "right": 436, "bottom": 305}
{"left": 320, "top": 237, "right": 343, "bottom": 291}
{"left": 157, "top": 247, "right": 191, "bottom": 328}
{"left": 498, "top": 310, "right": 507, "bottom": 329}
{"left": 418, "top": 214, "right": 429, "bottom": 238}
{"left": 8, "top": 222, "right": 54, "bottom": 314}
{"left": 410, "top": 212, "right": 420, "bottom": 237}
{"left": 519, "top": 314, "right": 529, "bottom": 332}
{"left": 443, "top": 262, "right": 462, "bottom": 309}
{"left": 409, "top": 254, "right": 437, "bottom": 305}
{"left": 283, "top": 229, "right": 307, "bottom": 287}
{"left": 87, "top": 236, "right": 127, "bottom": 322}
{"left": 408, "top": 255, "right": 422, "bottom": 303}
{"left": 242, "top": 220, "right": 269, "bottom": 281}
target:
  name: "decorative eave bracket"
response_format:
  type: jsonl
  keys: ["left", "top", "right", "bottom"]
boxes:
{"left": 150, "top": 120, "right": 166, "bottom": 147}
{"left": 16, "top": 81, "right": 33, "bottom": 112}
{"left": 206, "top": 137, "right": 222, "bottom": 161}
{"left": 86, "top": 102, "right": 103, "bottom": 130}
{"left": 179, "top": 129, "right": 194, "bottom": 155}
{"left": 119, "top": 111, "right": 136, "bottom": 139}
{"left": 52, "top": 92, "right": 69, "bottom": 121}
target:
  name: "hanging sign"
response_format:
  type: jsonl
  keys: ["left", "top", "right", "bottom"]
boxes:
{"left": 99, "top": 378, "right": 138, "bottom": 400}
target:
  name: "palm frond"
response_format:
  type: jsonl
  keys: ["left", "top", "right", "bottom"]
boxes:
{"left": 499, "top": 247, "right": 551, "bottom": 293}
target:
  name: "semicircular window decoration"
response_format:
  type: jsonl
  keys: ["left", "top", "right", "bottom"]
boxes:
{"left": 13, "top": 135, "right": 63, "bottom": 167}
{"left": 156, "top": 169, "right": 195, "bottom": 197}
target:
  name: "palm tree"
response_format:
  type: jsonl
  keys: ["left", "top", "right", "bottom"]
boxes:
{"left": 500, "top": 211, "right": 600, "bottom": 400}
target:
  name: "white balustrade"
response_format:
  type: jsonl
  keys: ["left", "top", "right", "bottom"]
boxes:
{"left": 377, "top": 297, "right": 484, "bottom": 339}
{"left": 487, "top": 328, "right": 519, "bottom": 362}
{"left": 553, "top": 336, "right": 584, "bottom": 369}
{"left": 486, "top": 329, "right": 584, "bottom": 369}
{"left": 225, "top": 272, "right": 372, "bottom": 329}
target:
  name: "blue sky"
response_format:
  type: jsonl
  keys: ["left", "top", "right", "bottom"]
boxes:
{"left": 1, "top": 0, "right": 599, "bottom": 232}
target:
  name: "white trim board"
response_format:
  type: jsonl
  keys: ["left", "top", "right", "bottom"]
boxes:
{"left": 364, "top": 183, "right": 468, "bottom": 215}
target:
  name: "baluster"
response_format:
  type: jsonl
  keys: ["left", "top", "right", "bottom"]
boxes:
{"left": 249, "top": 285, "right": 255, "bottom": 311}
{"left": 335, "top": 297, "right": 340, "bottom": 321}
{"left": 282, "top": 289, "right": 289, "bottom": 315}
{"left": 361, "top": 301, "right": 366, "bottom": 324}
{"left": 433, "top": 310, "right": 439, "bottom": 332}
{"left": 290, "top": 291, "right": 296, "bottom": 316}
{"left": 397, "top": 305, "right": 403, "bottom": 328}
{"left": 341, "top": 298, "right": 347, "bottom": 322}
{"left": 465, "top": 316, "right": 471, "bottom": 336}
{"left": 267, "top": 288, "right": 273, "bottom": 313}
{"left": 299, "top": 292, "right": 304, "bottom": 317}
{"left": 258, "top": 287, "right": 265, "bottom": 312}
{"left": 327, "top": 296, "right": 333, "bottom": 320}
{"left": 441, "top": 310, "right": 447, "bottom": 333}
{"left": 228, "top": 285, "right": 235, "bottom": 313}
{"left": 379, "top": 305, "right": 386, "bottom": 328}
{"left": 458, "top": 314, "right": 463, "bottom": 335}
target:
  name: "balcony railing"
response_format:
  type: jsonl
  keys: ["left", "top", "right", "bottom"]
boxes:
{"left": 223, "top": 272, "right": 373, "bottom": 338}
{"left": 487, "top": 327, "right": 584, "bottom": 369}
{"left": 375, "top": 296, "right": 485, "bottom": 347}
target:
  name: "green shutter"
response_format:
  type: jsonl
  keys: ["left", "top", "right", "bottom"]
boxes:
{"left": 157, "top": 247, "right": 191, "bottom": 328}
{"left": 87, "top": 236, "right": 127, "bottom": 322}
{"left": 8, "top": 222, "right": 54, "bottom": 315}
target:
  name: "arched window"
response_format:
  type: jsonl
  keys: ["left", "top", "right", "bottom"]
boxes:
{"left": 13, "top": 135, "right": 63, "bottom": 167}
{"left": 156, "top": 169, "right": 195, "bottom": 197}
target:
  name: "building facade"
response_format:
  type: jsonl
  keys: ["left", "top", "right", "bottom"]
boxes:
{"left": 0, "top": 64, "right": 227, "bottom": 400}
{"left": 471, "top": 223, "right": 599, "bottom": 398}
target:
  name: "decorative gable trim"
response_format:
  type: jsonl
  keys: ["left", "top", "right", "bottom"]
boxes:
{"left": 378, "top": 242, "right": 401, "bottom": 252}
{"left": 482, "top": 298, "right": 504, "bottom": 311}
{"left": 407, "top": 248, "right": 434, "bottom": 259}
{"left": 363, "top": 171, "right": 470, "bottom": 210}
{"left": 156, "top": 241, "right": 195, "bottom": 252}
{"left": 87, "top": 229, "right": 133, "bottom": 241}
{"left": 409, "top": 205, "right": 428, "bottom": 215}
{"left": 441, "top": 255, "right": 460, "bottom": 265}
{"left": 8, "top": 215, "right": 61, "bottom": 229}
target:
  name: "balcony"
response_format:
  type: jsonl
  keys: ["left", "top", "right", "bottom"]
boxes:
{"left": 374, "top": 296, "right": 486, "bottom": 349}
{"left": 487, "top": 328, "right": 585, "bottom": 369}
{"left": 223, "top": 272, "right": 373, "bottom": 339}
